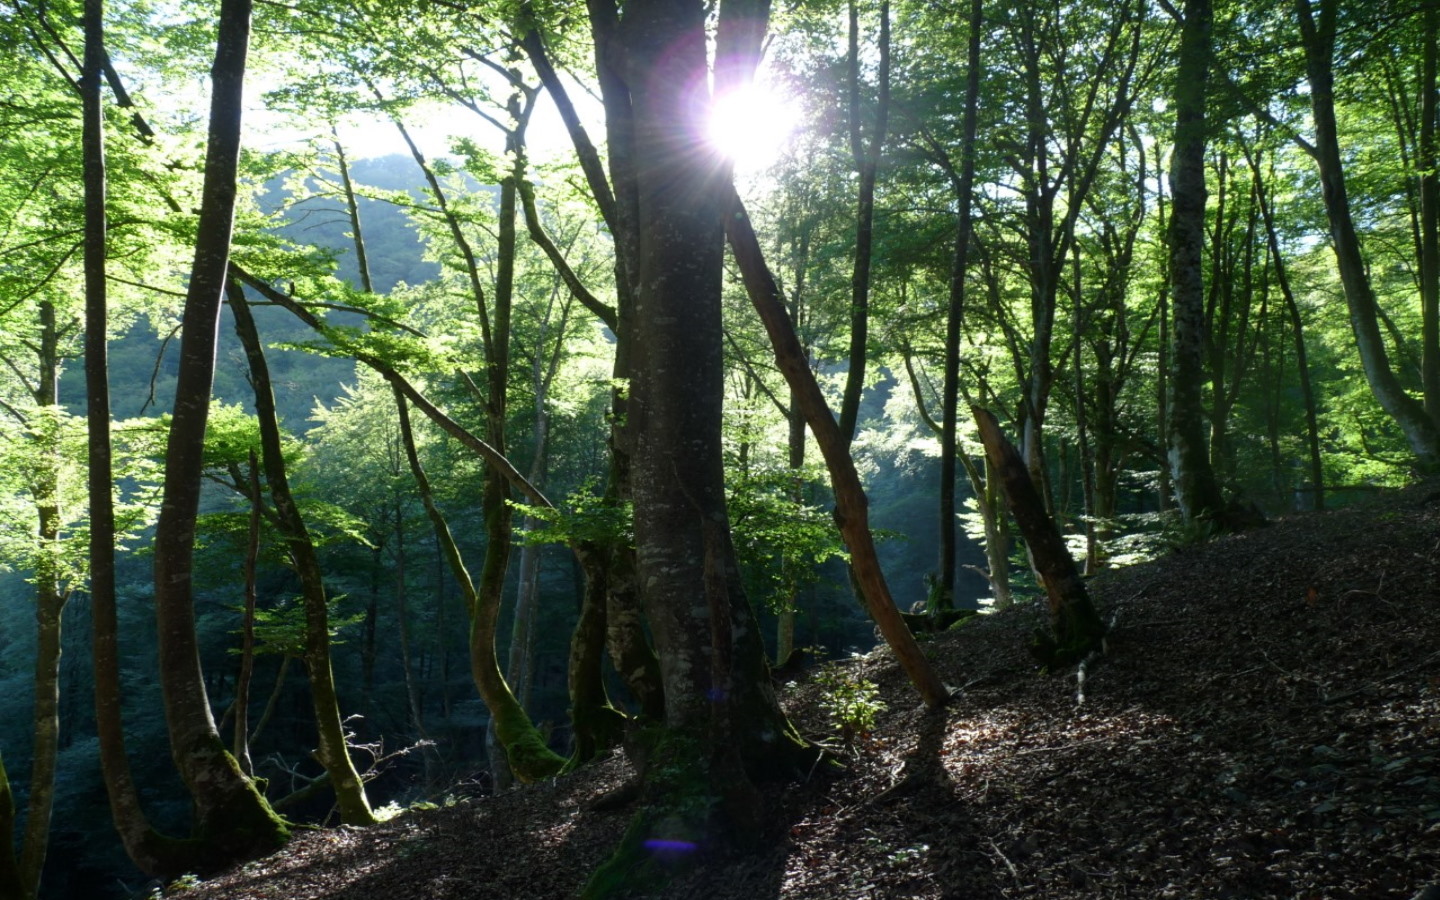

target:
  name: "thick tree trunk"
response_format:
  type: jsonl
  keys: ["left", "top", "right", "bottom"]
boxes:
{"left": 973, "top": 408, "right": 1104, "bottom": 665}
{"left": 1166, "top": 0, "right": 1227, "bottom": 523}
{"left": 584, "top": 3, "right": 817, "bottom": 891}
{"left": 567, "top": 545, "right": 625, "bottom": 765}
{"left": 1296, "top": 0, "right": 1440, "bottom": 470}
{"left": 229, "top": 284, "right": 375, "bottom": 826}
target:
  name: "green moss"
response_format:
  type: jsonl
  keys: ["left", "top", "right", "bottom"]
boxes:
{"left": 581, "top": 729, "right": 726, "bottom": 899}
{"left": 506, "top": 727, "right": 567, "bottom": 782}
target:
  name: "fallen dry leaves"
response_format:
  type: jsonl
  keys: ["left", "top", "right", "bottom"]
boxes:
{"left": 183, "top": 485, "right": 1440, "bottom": 899}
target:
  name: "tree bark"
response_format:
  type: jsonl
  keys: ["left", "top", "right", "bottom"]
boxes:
{"left": 726, "top": 192, "right": 949, "bottom": 708}
{"left": 973, "top": 408, "right": 1104, "bottom": 665}
{"left": 229, "top": 283, "right": 375, "bottom": 825}
{"left": 1296, "top": 0, "right": 1440, "bottom": 469}
{"left": 150, "top": 0, "right": 288, "bottom": 860}
{"left": 1166, "top": 0, "right": 1228, "bottom": 523}
{"left": 82, "top": 0, "right": 191, "bottom": 875}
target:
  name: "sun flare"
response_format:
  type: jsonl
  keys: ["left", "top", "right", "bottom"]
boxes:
{"left": 707, "top": 82, "right": 797, "bottom": 170}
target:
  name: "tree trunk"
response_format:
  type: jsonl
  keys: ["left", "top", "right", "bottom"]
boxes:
{"left": 836, "top": 0, "right": 891, "bottom": 447}
{"left": 229, "top": 283, "right": 375, "bottom": 826}
{"left": 726, "top": 192, "right": 949, "bottom": 708}
{"left": 150, "top": 0, "right": 287, "bottom": 860}
{"left": 937, "top": 0, "right": 983, "bottom": 609}
{"left": 1248, "top": 145, "right": 1325, "bottom": 510}
{"left": 1296, "top": 0, "right": 1440, "bottom": 470}
{"left": 392, "top": 387, "right": 565, "bottom": 783}
{"left": 233, "top": 452, "right": 260, "bottom": 775}
{"left": 973, "top": 408, "right": 1104, "bottom": 665}
{"left": 1420, "top": 0, "right": 1440, "bottom": 417}
{"left": 83, "top": 0, "right": 190, "bottom": 875}
{"left": 583, "top": 2, "right": 818, "bottom": 890}
{"left": 1166, "top": 0, "right": 1227, "bottom": 523}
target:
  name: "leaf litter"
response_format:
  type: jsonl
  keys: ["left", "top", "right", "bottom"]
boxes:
{"left": 181, "top": 484, "right": 1440, "bottom": 899}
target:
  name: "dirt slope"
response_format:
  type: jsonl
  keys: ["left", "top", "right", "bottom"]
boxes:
{"left": 180, "top": 487, "right": 1440, "bottom": 899}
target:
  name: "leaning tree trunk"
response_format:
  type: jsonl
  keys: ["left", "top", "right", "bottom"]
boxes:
{"left": 149, "top": 0, "right": 288, "bottom": 862}
{"left": 1296, "top": 0, "right": 1440, "bottom": 470}
{"left": 229, "top": 283, "right": 375, "bottom": 826}
{"left": 726, "top": 192, "right": 950, "bottom": 708}
{"left": 973, "top": 408, "right": 1104, "bottom": 667}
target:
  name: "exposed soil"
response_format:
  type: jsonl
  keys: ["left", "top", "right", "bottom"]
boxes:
{"left": 180, "top": 485, "right": 1440, "bottom": 899}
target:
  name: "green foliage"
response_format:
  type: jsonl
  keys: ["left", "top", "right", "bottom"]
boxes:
{"left": 813, "top": 662, "right": 887, "bottom": 749}
{"left": 726, "top": 466, "right": 846, "bottom": 612}
{"left": 511, "top": 479, "right": 632, "bottom": 547}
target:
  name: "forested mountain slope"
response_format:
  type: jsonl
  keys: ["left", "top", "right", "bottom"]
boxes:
{"left": 180, "top": 484, "right": 1440, "bottom": 899}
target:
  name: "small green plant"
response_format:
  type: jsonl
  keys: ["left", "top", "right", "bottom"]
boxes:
{"left": 813, "top": 662, "right": 886, "bottom": 748}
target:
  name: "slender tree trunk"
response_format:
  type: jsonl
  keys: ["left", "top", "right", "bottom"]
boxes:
{"left": 726, "top": 192, "right": 949, "bottom": 708}
{"left": 82, "top": 0, "right": 189, "bottom": 874}
{"left": 333, "top": 128, "right": 374, "bottom": 294}
{"left": 229, "top": 283, "right": 375, "bottom": 826}
{"left": 836, "top": 0, "right": 891, "bottom": 447}
{"left": 1166, "top": 0, "right": 1227, "bottom": 523}
{"left": 393, "top": 513, "right": 427, "bottom": 744}
{"left": 1296, "top": 0, "right": 1440, "bottom": 469}
{"left": 233, "top": 452, "right": 261, "bottom": 775}
{"left": 937, "top": 0, "right": 983, "bottom": 609}
{"left": 973, "top": 408, "right": 1104, "bottom": 665}
{"left": 1420, "top": 1, "right": 1440, "bottom": 416}
{"left": 392, "top": 388, "right": 564, "bottom": 783}
{"left": 1249, "top": 149, "right": 1325, "bottom": 509}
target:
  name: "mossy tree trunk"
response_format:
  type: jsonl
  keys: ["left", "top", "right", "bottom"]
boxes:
{"left": 229, "top": 283, "right": 375, "bottom": 826}
{"left": 582, "top": 1, "right": 820, "bottom": 892}
{"left": 393, "top": 388, "right": 566, "bottom": 783}
{"left": 149, "top": 0, "right": 288, "bottom": 865}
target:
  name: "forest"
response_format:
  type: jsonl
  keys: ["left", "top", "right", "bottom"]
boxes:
{"left": 0, "top": 0, "right": 1436, "bottom": 897}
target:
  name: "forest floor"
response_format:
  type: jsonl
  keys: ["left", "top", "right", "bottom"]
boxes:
{"left": 180, "top": 484, "right": 1440, "bottom": 900}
